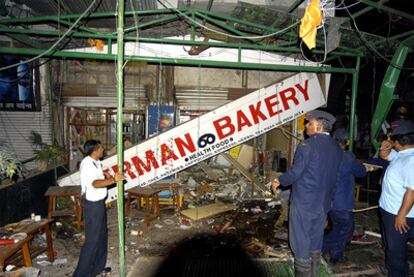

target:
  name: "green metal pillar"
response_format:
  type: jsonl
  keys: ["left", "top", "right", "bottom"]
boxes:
{"left": 116, "top": 0, "right": 126, "bottom": 276}
{"left": 370, "top": 35, "right": 414, "bottom": 149}
{"left": 46, "top": 62, "right": 57, "bottom": 183}
{"left": 349, "top": 57, "right": 360, "bottom": 151}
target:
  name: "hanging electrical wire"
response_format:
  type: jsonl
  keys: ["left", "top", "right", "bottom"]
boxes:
{"left": 342, "top": 2, "right": 414, "bottom": 71}
{"left": 157, "top": 0, "right": 300, "bottom": 40}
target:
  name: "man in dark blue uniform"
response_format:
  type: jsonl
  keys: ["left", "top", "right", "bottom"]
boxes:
{"left": 323, "top": 128, "right": 367, "bottom": 264}
{"left": 272, "top": 110, "right": 343, "bottom": 277}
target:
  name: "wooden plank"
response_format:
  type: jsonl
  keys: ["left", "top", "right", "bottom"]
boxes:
{"left": 221, "top": 153, "right": 253, "bottom": 181}
{"left": 45, "top": 185, "right": 81, "bottom": 197}
{"left": 199, "top": 162, "right": 220, "bottom": 181}
{"left": 180, "top": 202, "right": 237, "bottom": 221}
{"left": 221, "top": 153, "right": 268, "bottom": 192}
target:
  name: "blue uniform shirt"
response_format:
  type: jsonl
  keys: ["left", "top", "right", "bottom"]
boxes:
{"left": 332, "top": 151, "right": 366, "bottom": 210}
{"left": 379, "top": 148, "right": 414, "bottom": 217}
{"left": 279, "top": 133, "right": 343, "bottom": 213}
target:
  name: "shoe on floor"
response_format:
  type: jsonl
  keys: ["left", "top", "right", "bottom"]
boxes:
{"left": 330, "top": 256, "right": 348, "bottom": 264}
{"left": 100, "top": 267, "right": 112, "bottom": 276}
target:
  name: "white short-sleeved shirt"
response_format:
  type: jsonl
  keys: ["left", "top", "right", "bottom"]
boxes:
{"left": 379, "top": 148, "right": 414, "bottom": 217}
{"left": 80, "top": 156, "right": 107, "bottom": 201}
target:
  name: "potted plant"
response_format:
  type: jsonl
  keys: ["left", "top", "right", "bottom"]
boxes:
{"left": 0, "top": 148, "right": 22, "bottom": 185}
{"left": 30, "top": 131, "right": 65, "bottom": 171}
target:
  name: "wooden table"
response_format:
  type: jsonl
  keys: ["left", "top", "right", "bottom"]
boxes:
{"left": 125, "top": 187, "right": 162, "bottom": 227}
{"left": 0, "top": 235, "right": 32, "bottom": 272}
{"left": 0, "top": 218, "right": 55, "bottom": 269}
{"left": 45, "top": 185, "right": 82, "bottom": 229}
{"left": 148, "top": 179, "right": 182, "bottom": 210}
{"left": 17, "top": 219, "right": 55, "bottom": 262}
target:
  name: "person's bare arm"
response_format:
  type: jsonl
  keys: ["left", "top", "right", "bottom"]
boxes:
{"left": 395, "top": 188, "right": 414, "bottom": 234}
{"left": 92, "top": 172, "right": 125, "bottom": 188}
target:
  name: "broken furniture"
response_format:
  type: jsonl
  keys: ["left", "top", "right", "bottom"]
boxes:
{"left": 0, "top": 234, "right": 32, "bottom": 272}
{"left": 45, "top": 185, "right": 82, "bottom": 230}
{"left": 180, "top": 202, "right": 237, "bottom": 221}
{"left": 17, "top": 219, "right": 55, "bottom": 263}
{"left": 148, "top": 179, "right": 182, "bottom": 211}
{"left": 125, "top": 187, "right": 162, "bottom": 227}
{"left": 220, "top": 153, "right": 268, "bottom": 193}
{"left": 0, "top": 218, "right": 55, "bottom": 270}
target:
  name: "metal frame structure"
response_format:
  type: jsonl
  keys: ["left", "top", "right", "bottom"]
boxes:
{"left": 0, "top": 7, "right": 365, "bottom": 141}
{"left": 1, "top": 2, "right": 414, "bottom": 275}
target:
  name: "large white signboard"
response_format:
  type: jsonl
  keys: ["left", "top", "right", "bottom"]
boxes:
{"left": 59, "top": 72, "right": 329, "bottom": 202}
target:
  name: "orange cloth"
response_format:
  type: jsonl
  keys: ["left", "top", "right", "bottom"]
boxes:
{"left": 87, "top": 38, "right": 105, "bottom": 52}
{"left": 299, "top": 0, "right": 322, "bottom": 49}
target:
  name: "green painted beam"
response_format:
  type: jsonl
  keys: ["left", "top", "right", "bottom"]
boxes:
{"left": 112, "top": 13, "right": 186, "bottom": 35}
{"left": 191, "top": 9, "right": 196, "bottom": 40}
{"left": 54, "top": 0, "right": 73, "bottom": 14}
{"left": 198, "top": 9, "right": 361, "bottom": 55}
{"left": 0, "top": 8, "right": 362, "bottom": 57}
{"left": 58, "top": 19, "right": 102, "bottom": 34}
{"left": 199, "top": 9, "right": 298, "bottom": 39}
{"left": 352, "top": 0, "right": 390, "bottom": 19}
{"left": 4, "top": 33, "right": 47, "bottom": 49}
{"left": 0, "top": 9, "right": 188, "bottom": 24}
{"left": 360, "top": 0, "right": 414, "bottom": 22}
{"left": 0, "top": 27, "right": 362, "bottom": 57}
{"left": 0, "top": 46, "right": 355, "bottom": 74}
{"left": 195, "top": 11, "right": 255, "bottom": 41}
{"left": 288, "top": 0, "right": 305, "bottom": 13}
{"left": 352, "top": 6, "right": 375, "bottom": 19}
{"left": 349, "top": 57, "right": 360, "bottom": 151}
{"left": 389, "top": 29, "right": 414, "bottom": 41}
{"left": 206, "top": 0, "right": 214, "bottom": 11}
{"left": 116, "top": 0, "right": 126, "bottom": 276}
{"left": 370, "top": 35, "right": 414, "bottom": 149}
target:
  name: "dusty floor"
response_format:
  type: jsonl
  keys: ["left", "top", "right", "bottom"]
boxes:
{"left": 6, "top": 199, "right": 413, "bottom": 277}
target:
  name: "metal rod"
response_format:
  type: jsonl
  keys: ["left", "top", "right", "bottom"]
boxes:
{"left": 46, "top": 62, "right": 57, "bottom": 183}
{"left": 198, "top": 9, "right": 360, "bottom": 54}
{"left": 116, "top": 0, "right": 126, "bottom": 276}
{"left": 349, "top": 57, "right": 360, "bottom": 151}
{"left": 114, "top": 13, "right": 186, "bottom": 35}
{"left": 0, "top": 8, "right": 187, "bottom": 24}
{"left": 57, "top": 19, "right": 101, "bottom": 34}
{"left": 0, "top": 27, "right": 362, "bottom": 57}
{"left": 288, "top": 0, "right": 305, "bottom": 13}
{"left": 360, "top": 0, "right": 414, "bottom": 22}
{"left": 0, "top": 46, "right": 356, "bottom": 73}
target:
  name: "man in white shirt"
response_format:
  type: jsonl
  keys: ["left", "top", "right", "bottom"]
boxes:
{"left": 378, "top": 120, "right": 414, "bottom": 276}
{"left": 73, "top": 139, "right": 124, "bottom": 277}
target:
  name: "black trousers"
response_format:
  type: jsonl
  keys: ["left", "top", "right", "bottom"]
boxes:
{"left": 73, "top": 198, "right": 108, "bottom": 277}
{"left": 381, "top": 208, "right": 414, "bottom": 277}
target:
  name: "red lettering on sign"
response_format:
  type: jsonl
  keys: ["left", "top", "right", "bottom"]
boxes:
{"left": 264, "top": 94, "right": 282, "bottom": 117}
{"left": 213, "top": 116, "right": 235, "bottom": 140}
{"left": 279, "top": 87, "right": 298, "bottom": 111}
{"left": 161, "top": 144, "right": 178, "bottom": 165}
{"left": 295, "top": 80, "right": 309, "bottom": 101}
{"left": 123, "top": 161, "right": 137, "bottom": 179}
{"left": 248, "top": 102, "right": 267, "bottom": 124}
{"left": 131, "top": 150, "right": 159, "bottom": 176}
{"left": 175, "top": 133, "right": 196, "bottom": 157}
{"left": 236, "top": 110, "right": 252, "bottom": 131}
